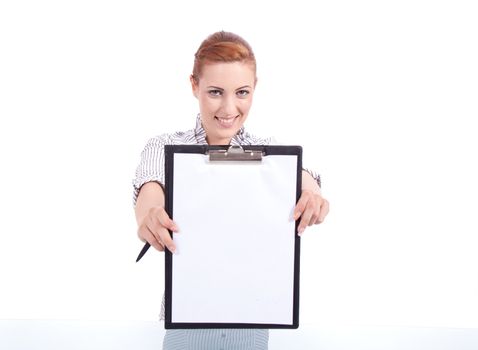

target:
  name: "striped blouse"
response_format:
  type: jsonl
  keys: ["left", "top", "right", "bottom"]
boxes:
{"left": 133, "top": 114, "right": 321, "bottom": 206}
{"left": 133, "top": 114, "right": 321, "bottom": 320}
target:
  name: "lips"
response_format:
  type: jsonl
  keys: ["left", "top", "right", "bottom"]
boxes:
{"left": 214, "top": 116, "right": 238, "bottom": 128}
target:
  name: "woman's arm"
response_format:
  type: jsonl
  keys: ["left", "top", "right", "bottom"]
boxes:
{"left": 294, "top": 170, "right": 330, "bottom": 235}
{"left": 135, "top": 182, "right": 178, "bottom": 253}
{"left": 301, "top": 170, "right": 322, "bottom": 195}
{"left": 135, "top": 172, "right": 327, "bottom": 251}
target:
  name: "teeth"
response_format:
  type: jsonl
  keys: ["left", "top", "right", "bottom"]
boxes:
{"left": 216, "top": 117, "right": 235, "bottom": 126}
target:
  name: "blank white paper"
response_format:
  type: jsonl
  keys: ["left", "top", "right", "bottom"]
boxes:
{"left": 171, "top": 153, "right": 298, "bottom": 325}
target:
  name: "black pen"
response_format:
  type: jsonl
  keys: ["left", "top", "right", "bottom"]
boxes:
{"left": 136, "top": 242, "right": 151, "bottom": 262}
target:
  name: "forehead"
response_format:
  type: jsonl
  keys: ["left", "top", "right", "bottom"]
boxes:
{"left": 198, "top": 62, "right": 255, "bottom": 87}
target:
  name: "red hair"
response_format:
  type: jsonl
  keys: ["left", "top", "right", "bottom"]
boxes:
{"left": 192, "top": 31, "right": 256, "bottom": 83}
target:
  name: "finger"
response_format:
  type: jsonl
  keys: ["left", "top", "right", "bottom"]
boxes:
{"left": 309, "top": 212, "right": 319, "bottom": 226}
{"left": 294, "top": 194, "right": 309, "bottom": 220}
{"left": 157, "top": 208, "right": 179, "bottom": 232}
{"left": 157, "top": 226, "right": 177, "bottom": 254}
{"left": 308, "top": 195, "right": 321, "bottom": 226}
{"left": 316, "top": 199, "right": 330, "bottom": 224}
{"left": 147, "top": 216, "right": 177, "bottom": 254}
{"left": 298, "top": 205, "right": 315, "bottom": 235}
{"left": 138, "top": 224, "right": 165, "bottom": 252}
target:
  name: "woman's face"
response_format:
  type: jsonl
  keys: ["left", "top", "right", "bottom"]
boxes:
{"left": 191, "top": 62, "right": 256, "bottom": 145}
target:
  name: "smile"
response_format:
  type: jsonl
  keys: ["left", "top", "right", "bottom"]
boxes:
{"left": 214, "top": 116, "right": 238, "bottom": 128}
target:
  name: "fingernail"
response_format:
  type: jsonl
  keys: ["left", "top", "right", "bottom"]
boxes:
{"left": 294, "top": 212, "right": 299, "bottom": 220}
{"left": 170, "top": 247, "right": 176, "bottom": 254}
{"left": 298, "top": 227, "right": 304, "bottom": 235}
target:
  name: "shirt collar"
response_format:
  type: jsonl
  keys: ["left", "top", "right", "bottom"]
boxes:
{"left": 194, "top": 114, "right": 208, "bottom": 145}
{"left": 194, "top": 114, "right": 245, "bottom": 145}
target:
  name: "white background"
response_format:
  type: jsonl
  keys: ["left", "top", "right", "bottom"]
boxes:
{"left": 0, "top": 0, "right": 477, "bottom": 330}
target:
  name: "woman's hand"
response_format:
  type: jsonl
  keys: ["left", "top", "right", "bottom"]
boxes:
{"left": 294, "top": 189, "right": 330, "bottom": 235}
{"left": 135, "top": 182, "right": 178, "bottom": 253}
{"left": 137, "top": 206, "right": 179, "bottom": 253}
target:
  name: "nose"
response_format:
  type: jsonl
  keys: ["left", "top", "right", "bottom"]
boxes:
{"left": 220, "top": 95, "right": 238, "bottom": 117}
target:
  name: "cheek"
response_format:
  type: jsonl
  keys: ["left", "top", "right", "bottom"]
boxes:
{"left": 199, "top": 96, "right": 220, "bottom": 114}
{"left": 239, "top": 98, "right": 253, "bottom": 113}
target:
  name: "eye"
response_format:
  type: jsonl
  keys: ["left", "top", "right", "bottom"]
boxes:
{"left": 236, "top": 89, "right": 250, "bottom": 98}
{"left": 208, "top": 89, "right": 222, "bottom": 97}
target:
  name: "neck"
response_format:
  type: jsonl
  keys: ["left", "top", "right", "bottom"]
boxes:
{"left": 206, "top": 136, "right": 232, "bottom": 145}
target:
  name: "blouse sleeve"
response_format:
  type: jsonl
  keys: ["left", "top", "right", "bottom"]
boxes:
{"left": 303, "top": 167, "right": 322, "bottom": 188}
{"left": 132, "top": 135, "right": 168, "bottom": 206}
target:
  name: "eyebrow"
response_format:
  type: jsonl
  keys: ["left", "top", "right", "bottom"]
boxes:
{"left": 206, "top": 85, "right": 252, "bottom": 91}
{"left": 235, "top": 85, "right": 252, "bottom": 91}
{"left": 206, "top": 86, "right": 224, "bottom": 91}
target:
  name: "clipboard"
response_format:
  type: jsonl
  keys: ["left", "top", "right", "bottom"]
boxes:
{"left": 164, "top": 144, "right": 302, "bottom": 329}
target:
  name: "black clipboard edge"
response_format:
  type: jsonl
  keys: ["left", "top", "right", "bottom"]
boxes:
{"left": 164, "top": 144, "right": 302, "bottom": 329}
{"left": 164, "top": 145, "right": 175, "bottom": 329}
{"left": 294, "top": 146, "right": 302, "bottom": 329}
{"left": 164, "top": 321, "right": 299, "bottom": 330}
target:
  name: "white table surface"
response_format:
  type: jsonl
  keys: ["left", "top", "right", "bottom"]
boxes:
{"left": 1, "top": 320, "right": 477, "bottom": 350}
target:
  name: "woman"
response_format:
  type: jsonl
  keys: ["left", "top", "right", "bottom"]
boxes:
{"left": 133, "top": 31, "right": 329, "bottom": 350}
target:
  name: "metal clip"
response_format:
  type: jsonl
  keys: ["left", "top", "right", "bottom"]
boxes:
{"left": 208, "top": 145, "right": 263, "bottom": 161}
